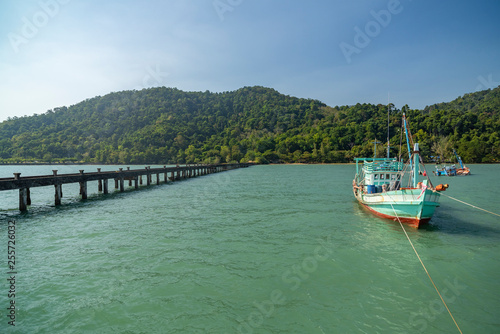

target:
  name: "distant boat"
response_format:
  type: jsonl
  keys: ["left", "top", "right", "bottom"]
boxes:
{"left": 433, "top": 164, "right": 458, "bottom": 176}
{"left": 433, "top": 149, "right": 470, "bottom": 176}
{"left": 352, "top": 113, "right": 448, "bottom": 228}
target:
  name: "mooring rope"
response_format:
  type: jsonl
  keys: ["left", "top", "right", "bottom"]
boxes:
{"left": 385, "top": 197, "right": 463, "bottom": 334}
{"left": 441, "top": 193, "right": 500, "bottom": 218}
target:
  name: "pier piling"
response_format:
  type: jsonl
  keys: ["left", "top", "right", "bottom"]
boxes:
{"left": 55, "top": 184, "right": 62, "bottom": 206}
{"left": 19, "top": 188, "right": 28, "bottom": 211}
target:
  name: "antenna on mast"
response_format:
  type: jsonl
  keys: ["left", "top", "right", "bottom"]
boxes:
{"left": 387, "top": 93, "right": 391, "bottom": 159}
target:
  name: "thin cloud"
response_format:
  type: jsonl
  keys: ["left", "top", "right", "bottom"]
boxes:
{"left": 0, "top": 0, "right": 499, "bottom": 121}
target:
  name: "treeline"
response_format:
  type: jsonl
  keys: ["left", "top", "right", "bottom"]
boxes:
{"left": 0, "top": 85, "right": 499, "bottom": 164}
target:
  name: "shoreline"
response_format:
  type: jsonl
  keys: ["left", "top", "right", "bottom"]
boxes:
{"left": 1, "top": 162, "right": 496, "bottom": 166}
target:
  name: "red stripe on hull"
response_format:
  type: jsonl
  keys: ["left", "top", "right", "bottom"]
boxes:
{"left": 360, "top": 203, "right": 430, "bottom": 228}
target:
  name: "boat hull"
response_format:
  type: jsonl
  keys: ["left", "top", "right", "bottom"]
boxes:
{"left": 354, "top": 188, "right": 440, "bottom": 228}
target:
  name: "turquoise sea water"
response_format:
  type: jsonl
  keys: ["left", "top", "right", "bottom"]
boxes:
{"left": 0, "top": 164, "right": 499, "bottom": 333}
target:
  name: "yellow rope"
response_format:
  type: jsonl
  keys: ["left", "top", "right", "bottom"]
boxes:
{"left": 442, "top": 193, "right": 500, "bottom": 217}
{"left": 386, "top": 198, "right": 463, "bottom": 333}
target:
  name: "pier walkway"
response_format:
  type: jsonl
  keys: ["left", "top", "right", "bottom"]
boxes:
{"left": 0, "top": 163, "right": 251, "bottom": 211}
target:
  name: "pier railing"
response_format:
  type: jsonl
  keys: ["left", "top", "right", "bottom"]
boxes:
{"left": 0, "top": 163, "right": 252, "bottom": 211}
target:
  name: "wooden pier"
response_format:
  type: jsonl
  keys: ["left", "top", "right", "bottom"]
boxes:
{"left": 0, "top": 163, "right": 251, "bottom": 211}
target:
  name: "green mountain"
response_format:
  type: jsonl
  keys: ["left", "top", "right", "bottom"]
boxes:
{"left": 1, "top": 85, "right": 499, "bottom": 164}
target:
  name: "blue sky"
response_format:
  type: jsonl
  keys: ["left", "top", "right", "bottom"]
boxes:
{"left": 0, "top": 0, "right": 499, "bottom": 121}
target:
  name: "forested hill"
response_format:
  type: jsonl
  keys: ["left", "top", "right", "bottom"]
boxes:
{"left": 0, "top": 85, "right": 499, "bottom": 164}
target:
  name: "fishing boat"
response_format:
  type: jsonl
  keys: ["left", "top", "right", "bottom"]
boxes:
{"left": 433, "top": 164, "right": 458, "bottom": 176}
{"left": 353, "top": 114, "right": 448, "bottom": 227}
{"left": 433, "top": 149, "right": 470, "bottom": 176}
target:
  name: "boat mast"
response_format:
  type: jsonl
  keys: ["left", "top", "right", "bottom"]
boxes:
{"left": 453, "top": 149, "right": 464, "bottom": 169}
{"left": 387, "top": 95, "right": 390, "bottom": 159}
{"left": 403, "top": 112, "right": 413, "bottom": 185}
{"left": 413, "top": 143, "right": 420, "bottom": 188}
{"left": 403, "top": 113, "right": 412, "bottom": 166}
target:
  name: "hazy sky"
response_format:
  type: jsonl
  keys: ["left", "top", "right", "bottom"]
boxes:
{"left": 1, "top": 0, "right": 499, "bottom": 121}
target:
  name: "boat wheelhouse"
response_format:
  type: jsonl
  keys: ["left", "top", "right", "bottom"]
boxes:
{"left": 357, "top": 158, "right": 404, "bottom": 194}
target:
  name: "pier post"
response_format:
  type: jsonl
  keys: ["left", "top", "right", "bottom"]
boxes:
{"left": 146, "top": 167, "right": 151, "bottom": 186}
{"left": 119, "top": 168, "right": 124, "bottom": 192}
{"left": 19, "top": 188, "right": 28, "bottom": 211}
{"left": 164, "top": 166, "right": 168, "bottom": 182}
{"left": 79, "top": 182, "right": 87, "bottom": 199}
{"left": 176, "top": 166, "right": 181, "bottom": 180}
{"left": 140, "top": 175, "right": 143, "bottom": 185}
{"left": 97, "top": 169, "right": 103, "bottom": 192}
{"left": 79, "top": 170, "right": 87, "bottom": 199}
{"left": 156, "top": 173, "right": 160, "bottom": 185}
{"left": 114, "top": 179, "right": 119, "bottom": 189}
{"left": 26, "top": 188, "right": 31, "bottom": 205}
{"left": 103, "top": 179, "right": 108, "bottom": 194}
{"left": 134, "top": 176, "right": 139, "bottom": 189}
{"left": 55, "top": 184, "right": 62, "bottom": 206}
{"left": 127, "top": 167, "right": 132, "bottom": 186}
